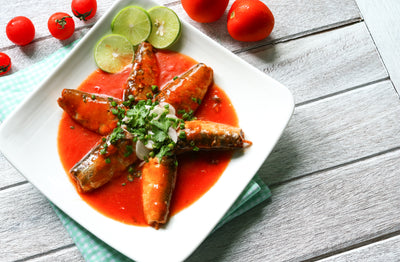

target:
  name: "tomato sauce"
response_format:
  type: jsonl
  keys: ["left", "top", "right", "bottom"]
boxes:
{"left": 58, "top": 50, "right": 238, "bottom": 226}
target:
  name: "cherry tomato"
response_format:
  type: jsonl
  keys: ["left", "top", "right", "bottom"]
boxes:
{"left": 71, "top": 0, "right": 97, "bottom": 21}
{"left": 48, "top": 13, "right": 75, "bottom": 40}
{"left": 182, "top": 0, "right": 229, "bottom": 23}
{"left": 227, "top": 0, "right": 274, "bottom": 42}
{"left": 6, "top": 16, "right": 35, "bottom": 46}
{"left": 0, "top": 53, "right": 12, "bottom": 76}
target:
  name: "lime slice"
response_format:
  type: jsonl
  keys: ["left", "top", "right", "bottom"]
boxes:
{"left": 94, "top": 34, "right": 134, "bottom": 73}
{"left": 111, "top": 6, "right": 152, "bottom": 46}
{"left": 147, "top": 6, "right": 181, "bottom": 49}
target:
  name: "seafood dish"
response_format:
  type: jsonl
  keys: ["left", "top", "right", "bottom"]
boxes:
{"left": 57, "top": 42, "right": 252, "bottom": 229}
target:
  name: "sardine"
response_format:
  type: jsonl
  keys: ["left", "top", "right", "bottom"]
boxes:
{"left": 157, "top": 63, "right": 213, "bottom": 115}
{"left": 176, "top": 120, "right": 251, "bottom": 153}
{"left": 141, "top": 155, "right": 177, "bottom": 229}
{"left": 124, "top": 42, "right": 160, "bottom": 101}
{"left": 57, "top": 89, "right": 122, "bottom": 135}
{"left": 70, "top": 129, "right": 137, "bottom": 192}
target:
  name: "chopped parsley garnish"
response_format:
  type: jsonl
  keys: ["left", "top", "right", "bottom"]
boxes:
{"left": 151, "top": 85, "right": 159, "bottom": 93}
{"left": 107, "top": 99, "right": 183, "bottom": 160}
{"left": 191, "top": 97, "right": 201, "bottom": 104}
{"left": 178, "top": 109, "right": 196, "bottom": 121}
{"left": 101, "top": 96, "right": 200, "bottom": 161}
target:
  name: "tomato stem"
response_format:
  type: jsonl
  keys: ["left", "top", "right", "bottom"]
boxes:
{"left": 72, "top": 7, "right": 93, "bottom": 21}
{"left": 55, "top": 16, "right": 72, "bottom": 29}
{"left": 0, "top": 64, "right": 10, "bottom": 73}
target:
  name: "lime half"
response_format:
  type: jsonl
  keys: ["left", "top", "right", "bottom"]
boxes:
{"left": 111, "top": 6, "right": 152, "bottom": 46}
{"left": 94, "top": 34, "right": 134, "bottom": 73}
{"left": 147, "top": 6, "right": 181, "bottom": 49}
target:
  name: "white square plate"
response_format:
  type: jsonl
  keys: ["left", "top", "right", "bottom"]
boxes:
{"left": 0, "top": 0, "right": 294, "bottom": 261}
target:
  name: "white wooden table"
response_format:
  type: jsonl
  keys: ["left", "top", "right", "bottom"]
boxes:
{"left": 1, "top": 0, "right": 400, "bottom": 261}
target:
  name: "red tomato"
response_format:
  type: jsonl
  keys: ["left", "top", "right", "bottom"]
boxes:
{"left": 227, "top": 0, "right": 274, "bottom": 42}
{"left": 48, "top": 13, "right": 75, "bottom": 40}
{"left": 182, "top": 0, "right": 229, "bottom": 23}
{"left": 71, "top": 0, "right": 97, "bottom": 21}
{"left": 6, "top": 16, "right": 35, "bottom": 46}
{"left": 0, "top": 53, "right": 12, "bottom": 76}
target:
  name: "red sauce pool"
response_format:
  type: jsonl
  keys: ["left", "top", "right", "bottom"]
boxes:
{"left": 57, "top": 50, "right": 238, "bottom": 226}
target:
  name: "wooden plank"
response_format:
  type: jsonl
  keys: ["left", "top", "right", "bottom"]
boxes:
{"left": 0, "top": 0, "right": 361, "bottom": 50}
{"left": 260, "top": 80, "right": 400, "bottom": 185}
{"left": 169, "top": 0, "right": 361, "bottom": 52}
{"left": 237, "top": 22, "right": 387, "bottom": 104}
{"left": 0, "top": 151, "right": 26, "bottom": 189}
{"left": 0, "top": 183, "right": 75, "bottom": 261}
{"left": 356, "top": 0, "right": 400, "bottom": 95}
{"left": 187, "top": 149, "right": 400, "bottom": 261}
{"left": 0, "top": 0, "right": 112, "bottom": 48}
{"left": 320, "top": 235, "right": 400, "bottom": 262}
{"left": 0, "top": 30, "right": 88, "bottom": 74}
{"left": 0, "top": 0, "right": 361, "bottom": 73}
{"left": 23, "top": 246, "right": 84, "bottom": 262}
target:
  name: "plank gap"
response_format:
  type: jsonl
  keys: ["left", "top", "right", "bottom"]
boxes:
{"left": 270, "top": 145, "right": 400, "bottom": 189}
{"left": 304, "top": 230, "right": 400, "bottom": 262}
{"left": 0, "top": 180, "right": 28, "bottom": 191}
{"left": 14, "top": 244, "right": 77, "bottom": 262}
{"left": 0, "top": 26, "right": 92, "bottom": 53}
{"left": 295, "top": 76, "right": 390, "bottom": 107}
{"left": 355, "top": 3, "right": 400, "bottom": 100}
{"left": 233, "top": 18, "right": 363, "bottom": 55}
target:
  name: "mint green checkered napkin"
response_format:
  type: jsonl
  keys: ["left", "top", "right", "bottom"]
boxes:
{"left": 0, "top": 40, "right": 271, "bottom": 261}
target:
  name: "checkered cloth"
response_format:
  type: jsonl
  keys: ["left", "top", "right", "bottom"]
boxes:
{"left": 0, "top": 40, "right": 271, "bottom": 261}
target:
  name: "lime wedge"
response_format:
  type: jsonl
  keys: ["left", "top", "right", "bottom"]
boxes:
{"left": 147, "top": 6, "right": 181, "bottom": 49}
{"left": 94, "top": 34, "right": 134, "bottom": 73}
{"left": 111, "top": 6, "right": 152, "bottom": 46}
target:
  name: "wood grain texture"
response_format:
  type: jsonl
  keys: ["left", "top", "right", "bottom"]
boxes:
{"left": 187, "top": 149, "right": 400, "bottom": 262}
{"left": 0, "top": 0, "right": 112, "bottom": 47}
{"left": 0, "top": 151, "right": 26, "bottom": 189}
{"left": 260, "top": 80, "right": 400, "bottom": 185}
{"left": 320, "top": 235, "right": 400, "bottom": 262}
{"left": 0, "top": 0, "right": 361, "bottom": 74}
{"left": 238, "top": 22, "right": 387, "bottom": 104}
{"left": 169, "top": 0, "right": 361, "bottom": 52}
{"left": 356, "top": 0, "right": 400, "bottom": 94}
{"left": 27, "top": 246, "right": 84, "bottom": 262}
{"left": 0, "top": 184, "right": 75, "bottom": 261}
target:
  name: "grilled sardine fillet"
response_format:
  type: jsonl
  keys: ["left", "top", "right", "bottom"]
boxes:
{"left": 176, "top": 120, "right": 251, "bottom": 152}
{"left": 57, "top": 89, "right": 122, "bottom": 135}
{"left": 70, "top": 129, "right": 137, "bottom": 192}
{"left": 124, "top": 42, "right": 160, "bottom": 101}
{"left": 157, "top": 63, "right": 213, "bottom": 115}
{"left": 142, "top": 155, "right": 177, "bottom": 229}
